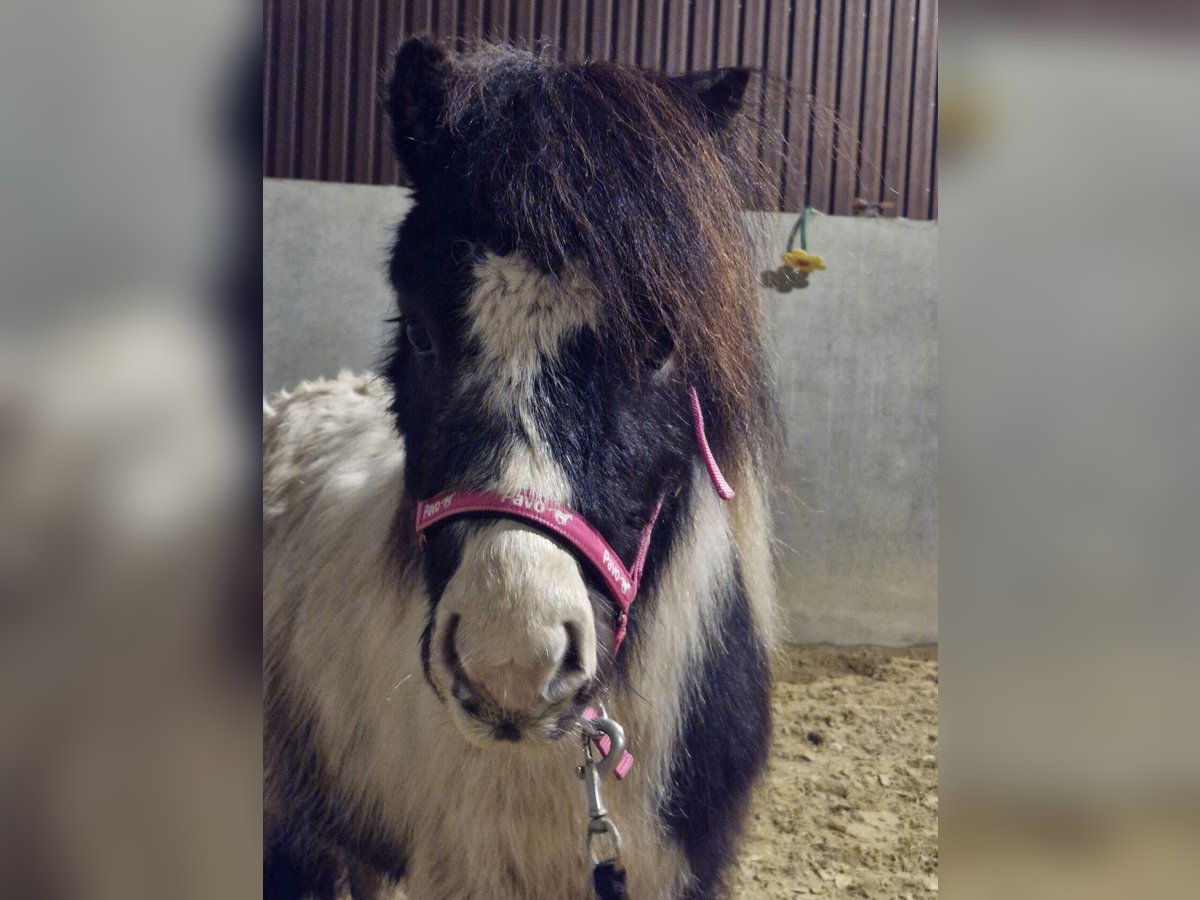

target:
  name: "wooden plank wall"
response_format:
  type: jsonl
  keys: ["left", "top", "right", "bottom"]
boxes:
{"left": 264, "top": 0, "right": 938, "bottom": 218}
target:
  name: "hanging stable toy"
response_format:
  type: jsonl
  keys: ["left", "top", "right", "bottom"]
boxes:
{"left": 761, "top": 205, "right": 826, "bottom": 292}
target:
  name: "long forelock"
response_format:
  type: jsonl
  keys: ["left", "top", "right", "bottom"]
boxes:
{"left": 437, "top": 44, "right": 774, "bottom": 470}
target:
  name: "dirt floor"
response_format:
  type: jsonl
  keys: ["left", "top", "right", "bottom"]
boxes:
{"left": 731, "top": 645, "right": 940, "bottom": 899}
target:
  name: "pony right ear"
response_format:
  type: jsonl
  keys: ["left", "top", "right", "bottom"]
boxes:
{"left": 386, "top": 37, "right": 451, "bottom": 184}
{"left": 669, "top": 67, "right": 752, "bottom": 132}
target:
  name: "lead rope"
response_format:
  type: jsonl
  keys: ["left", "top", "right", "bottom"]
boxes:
{"left": 579, "top": 706, "right": 628, "bottom": 899}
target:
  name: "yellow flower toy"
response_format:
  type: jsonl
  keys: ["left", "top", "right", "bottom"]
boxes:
{"left": 761, "top": 206, "right": 827, "bottom": 292}
{"left": 781, "top": 248, "right": 826, "bottom": 274}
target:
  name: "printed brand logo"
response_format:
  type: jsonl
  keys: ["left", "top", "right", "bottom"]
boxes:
{"left": 422, "top": 493, "right": 455, "bottom": 518}
{"left": 601, "top": 549, "right": 632, "bottom": 595}
{"left": 505, "top": 493, "right": 548, "bottom": 514}
{"left": 553, "top": 509, "right": 574, "bottom": 525}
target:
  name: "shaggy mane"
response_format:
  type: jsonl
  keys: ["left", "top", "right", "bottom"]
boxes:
{"left": 414, "top": 44, "right": 774, "bottom": 470}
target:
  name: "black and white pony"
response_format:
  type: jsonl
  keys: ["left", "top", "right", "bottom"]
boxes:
{"left": 265, "top": 38, "right": 778, "bottom": 900}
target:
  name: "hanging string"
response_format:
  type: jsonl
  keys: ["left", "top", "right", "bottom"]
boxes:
{"left": 785, "top": 205, "right": 813, "bottom": 252}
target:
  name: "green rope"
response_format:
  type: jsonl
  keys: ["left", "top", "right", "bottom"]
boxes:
{"left": 786, "top": 206, "right": 812, "bottom": 252}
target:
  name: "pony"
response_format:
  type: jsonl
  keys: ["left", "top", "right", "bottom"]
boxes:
{"left": 264, "top": 38, "right": 778, "bottom": 900}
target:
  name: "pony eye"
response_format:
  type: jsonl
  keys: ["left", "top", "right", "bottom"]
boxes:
{"left": 645, "top": 327, "right": 675, "bottom": 375}
{"left": 405, "top": 319, "right": 435, "bottom": 355}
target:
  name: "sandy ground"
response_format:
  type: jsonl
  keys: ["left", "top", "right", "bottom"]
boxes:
{"left": 731, "top": 645, "right": 940, "bottom": 899}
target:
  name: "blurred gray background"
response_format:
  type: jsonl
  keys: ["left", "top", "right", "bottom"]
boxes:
{"left": 264, "top": 177, "right": 937, "bottom": 646}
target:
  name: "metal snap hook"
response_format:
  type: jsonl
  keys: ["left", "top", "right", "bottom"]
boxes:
{"left": 587, "top": 717, "right": 625, "bottom": 778}
{"left": 587, "top": 814, "right": 623, "bottom": 866}
{"left": 580, "top": 739, "right": 623, "bottom": 867}
{"left": 580, "top": 704, "right": 626, "bottom": 778}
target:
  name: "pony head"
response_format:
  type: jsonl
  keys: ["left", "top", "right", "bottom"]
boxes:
{"left": 383, "top": 38, "right": 771, "bottom": 746}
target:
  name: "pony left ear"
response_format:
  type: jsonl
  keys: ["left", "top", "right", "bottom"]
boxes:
{"left": 386, "top": 37, "right": 452, "bottom": 184}
{"left": 669, "top": 67, "right": 752, "bottom": 131}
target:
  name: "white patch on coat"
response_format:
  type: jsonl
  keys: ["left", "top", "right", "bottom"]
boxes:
{"left": 463, "top": 253, "right": 599, "bottom": 417}
{"left": 264, "top": 375, "right": 770, "bottom": 899}
{"left": 729, "top": 474, "right": 780, "bottom": 652}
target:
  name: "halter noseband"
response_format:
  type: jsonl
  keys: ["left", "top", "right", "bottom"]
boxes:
{"left": 413, "top": 387, "right": 733, "bottom": 655}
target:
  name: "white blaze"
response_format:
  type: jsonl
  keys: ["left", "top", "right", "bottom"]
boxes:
{"left": 430, "top": 253, "right": 602, "bottom": 730}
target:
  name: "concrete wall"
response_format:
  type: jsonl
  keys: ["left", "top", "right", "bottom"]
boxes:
{"left": 754, "top": 212, "right": 938, "bottom": 646}
{"left": 264, "top": 178, "right": 938, "bottom": 645}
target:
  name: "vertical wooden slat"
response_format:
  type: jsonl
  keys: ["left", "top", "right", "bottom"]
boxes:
{"left": 637, "top": 0, "right": 665, "bottom": 69}
{"left": 715, "top": 0, "right": 739, "bottom": 68}
{"left": 514, "top": 0, "right": 537, "bottom": 49}
{"left": 856, "top": 0, "right": 891, "bottom": 206}
{"left": 689, "top": 0, "right": 716, "bottom": 72}
{"left": 298, "top": 0, "right": 327, "bottom": 180}
{"left": 905, "top": 0, "right": 936, "bottom": 218}
{"left": 587, "top": 0, "right": 615, "bottom": 60}
{"left": 351, "top": 0, "right": 379, "bottom": 183}
{"left": 832, "top": 0, "right": 867, "bottom": 215}
{"left": 782, "top": 0, "right": 817, "bottom": 210}
{"left": 808, "top": 0, "right": 843, "bottom": 214}
{"left": 883, "top": 0, "right": 916, "bottom": 214}
{"left": 505, "top": 0, "right": 519, "bottom": 41}
{"left": 663, "top": 0, "right": 689, "bottom": 73}
{"left": 369, "top": 0, "right": 386, "bottom": 184}
{"left": 377, "top": 0, "right": 403, "bottom": 185}
{"left": 739, "top": 0, "right": 766, "bottom": 69}
{"left": 460, "top": 0, "right": 487, "bottom": 46}
{"left": 737, "top": 0, "right": 767, "bottom": 201}
{"left": 481, "top": 0, "right": 511, "bottom": 42}
{"left": 325, "top": 1, "right": 354, "bottom": 182}
{"left": 562, "top": 0, "right": 588, "bottom": 61}
{"left": 761, "top": 0, "right": 792, "bottom": 208}
{"left": 613, "top": 0, "right": 638, "bottom": 65}
{"left": 272, "top": 0, "right": 301, "bottom": 177}
{"left": 539, "top": 0, "right": 565, "bottom": 54}
{"left": 739, "top": 0, "right": 766, "bottom": 98}
{"left": 444, "top": 0, "right": 463, "bottom": 47}
{"left": 412, "top": 0, "right": 437, "bottom": 35}
{"left": 264, "top": 0, "right": 276, "bottom": 176}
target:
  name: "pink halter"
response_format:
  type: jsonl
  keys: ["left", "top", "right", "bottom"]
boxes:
{"left": 413, "top": 387, "right": 732, "bottom": 656}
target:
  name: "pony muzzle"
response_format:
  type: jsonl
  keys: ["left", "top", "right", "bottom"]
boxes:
{"left": 429, "top": 521, "right": 598, "bottom": 742}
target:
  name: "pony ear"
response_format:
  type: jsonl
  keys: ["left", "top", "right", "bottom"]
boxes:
{"left": 669, "top": 67, "right": 752, "bottom": 131}
{"left": 386, "top": 37, "right": 452, "bottom": 184}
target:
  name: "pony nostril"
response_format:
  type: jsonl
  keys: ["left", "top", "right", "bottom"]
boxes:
{"left": 441, "top": 614, "right": 463, "bottom": 670}
{"left": 542, "top": 622, "right": 589, "bottom": 705}
{"left": 560, "top": 622, "right": 584, "bottom": 676}
{"left": 441, "top": 615, "right": 475, "bottom": 701}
